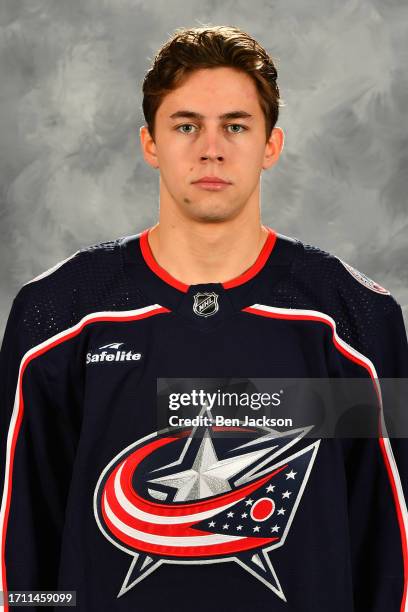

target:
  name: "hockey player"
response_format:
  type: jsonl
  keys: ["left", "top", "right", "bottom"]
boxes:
{"left": 0, "top": 25, "right": 407, "bottom": 611}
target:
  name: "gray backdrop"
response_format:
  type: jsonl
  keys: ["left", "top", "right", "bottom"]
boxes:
{"left": 1, "top": 0, "right": 407, "bottom": 339}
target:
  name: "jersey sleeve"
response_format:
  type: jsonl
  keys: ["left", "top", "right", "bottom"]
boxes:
{"left": 373, "top": 302, "right": 408, "bottom": 502}
{"left": 345, "top": 300, "right": 408, "bottom": 612}
{"left": 0, "top": 287, "right": 80, "bottom": 609}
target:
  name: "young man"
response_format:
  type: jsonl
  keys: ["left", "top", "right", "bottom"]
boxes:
{"left": 0, "top": 25, "right": 407, "bottom": 612}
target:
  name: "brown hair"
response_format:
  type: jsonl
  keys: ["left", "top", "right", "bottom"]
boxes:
{"left": 142, "top": 25, "right": 284, "bottom": 143}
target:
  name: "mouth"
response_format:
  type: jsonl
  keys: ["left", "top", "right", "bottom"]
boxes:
{"left": 192, "top": 177, "right": 232, "bottom": 191}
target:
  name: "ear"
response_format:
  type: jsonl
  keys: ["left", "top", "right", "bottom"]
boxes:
{"left": 262, "top": 127, "right": 285, "bottom": 171}
{"left": 139, "top": 125, "right": 159, "bottom": 169}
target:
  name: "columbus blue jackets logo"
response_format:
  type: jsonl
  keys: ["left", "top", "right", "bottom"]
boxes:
{"left": 338, "top": 258, "right": 390, "bottom": 295}
{"left": 93, "top": 407, "right": 320, "bottom": 602}
{"left": 193, "top": 292, "right": 219, "bottom": 317}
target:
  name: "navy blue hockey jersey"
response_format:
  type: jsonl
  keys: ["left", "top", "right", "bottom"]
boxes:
{"left": 0, "top": 226, "right": 407, "bottom": 611}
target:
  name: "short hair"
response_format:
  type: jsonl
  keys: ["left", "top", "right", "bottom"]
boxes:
{"left": 142, "top": 25, "right": 284, "bottom": 143}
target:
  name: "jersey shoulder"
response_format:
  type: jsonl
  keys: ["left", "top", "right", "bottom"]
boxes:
{"left": 290, "top": 236, "right": 399, "bottom": 313}
{"left": 286, "top": 238, "right": 407, "bottom": 377}
{"left": 10, "top": 235, "right": 146, "bottom": 350}
{"left": 283, "top": 237, "right": 404, "bottom": 352}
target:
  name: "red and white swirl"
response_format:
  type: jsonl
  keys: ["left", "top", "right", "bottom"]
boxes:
{"left": 101, "top": 435, "right": 276, "bottom": 557}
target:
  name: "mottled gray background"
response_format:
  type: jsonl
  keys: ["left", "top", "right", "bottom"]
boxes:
{"left": 1, "top": 0, "right": 407, "bottom": 338}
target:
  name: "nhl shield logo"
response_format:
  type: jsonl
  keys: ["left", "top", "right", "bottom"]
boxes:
{"left": 193, "top": 292, "right": 219, "bottom": 317}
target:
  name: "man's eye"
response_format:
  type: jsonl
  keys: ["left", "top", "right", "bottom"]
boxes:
{"left": 176, "top": 123, "right": 248, "bottom": 134}
{"left": 226, "top": 124, "right": 247, "bottom": 133}
{"left": 176, "top": 124, "right": 197, "bottom": 134}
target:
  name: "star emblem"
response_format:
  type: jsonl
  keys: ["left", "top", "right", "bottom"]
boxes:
{"left": 95, "top": 397, "right": 321, "bottom": 606}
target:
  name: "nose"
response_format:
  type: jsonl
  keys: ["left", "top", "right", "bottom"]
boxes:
{"left": 199, "top": 127, "right": 225, "bottom": 162}
{"left": 200, "top": 150, "right": 224, "bottom": 162}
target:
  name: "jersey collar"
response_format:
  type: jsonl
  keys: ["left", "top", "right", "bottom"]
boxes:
{"left": 121, "top": 225, "right": 294, "bottom": 328}
{"left": 139, "top": 225, "right": 277, "bottom": 293}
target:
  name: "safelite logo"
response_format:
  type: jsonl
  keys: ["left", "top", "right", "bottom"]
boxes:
{"left": 86, "top": 342, "right": 142, "bottom": 365}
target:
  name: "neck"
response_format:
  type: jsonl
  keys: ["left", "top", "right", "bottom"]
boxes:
{"left": 146, "top": 216, "right": 269, "bottom": 286}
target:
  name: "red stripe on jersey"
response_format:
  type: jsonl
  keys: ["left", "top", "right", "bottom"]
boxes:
{"left": 0, "top": 305, "right": 170, "bottom": 612}
{"left": 242, "top": 304, "right": 408, "bottom": 612}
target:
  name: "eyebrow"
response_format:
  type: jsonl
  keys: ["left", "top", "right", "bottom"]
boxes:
{"left": 169, "top": 110, "right": 254, "bottom": 121}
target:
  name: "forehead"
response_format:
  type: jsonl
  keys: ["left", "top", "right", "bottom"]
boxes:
{"left": 157, "top": 67, "right": 262, "bottom": 117}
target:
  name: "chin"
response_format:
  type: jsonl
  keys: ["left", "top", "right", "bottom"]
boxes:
{"left": 181, "top": 201, "right": 240, "bottom": 223}
{"left": 195, "top": 215, "right": 230, "bottom": 223}
{"left": 190, "top": 209, "right": 237, "bottom": 223}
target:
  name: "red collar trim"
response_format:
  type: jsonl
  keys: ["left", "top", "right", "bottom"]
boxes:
{"left": 139, "top": 226, "right": 277, "bottom": 293}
